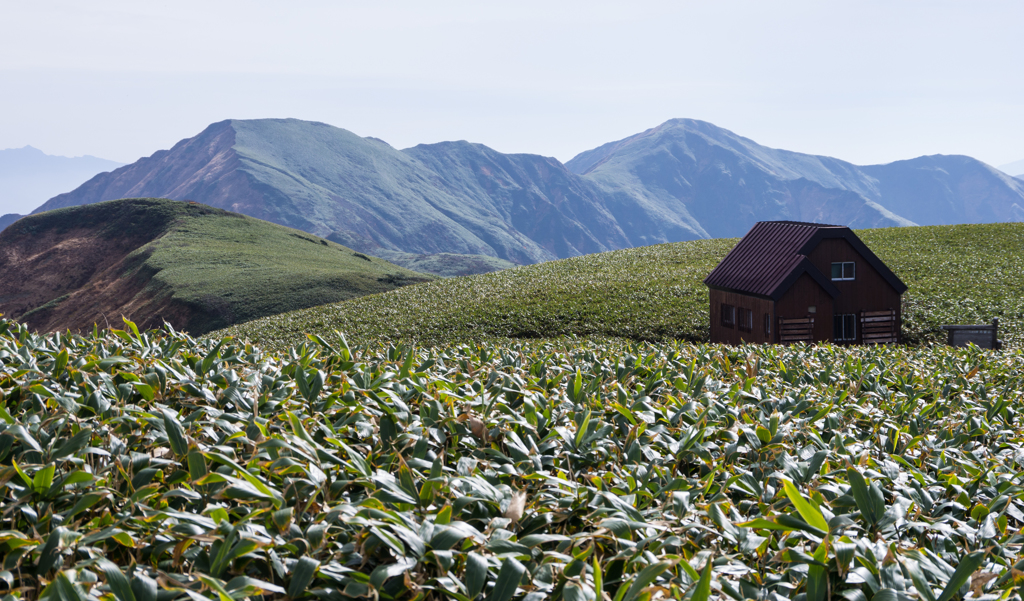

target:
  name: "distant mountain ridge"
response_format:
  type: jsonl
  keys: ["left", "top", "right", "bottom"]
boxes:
{"left": 0, "top": 145, "right": 122, "bottom": 216}
{"left": 29, "top": 118, "right": 1024, "bottom": 263}
{"left": 999, "top": 158, "right": 1024, "bottom": 178}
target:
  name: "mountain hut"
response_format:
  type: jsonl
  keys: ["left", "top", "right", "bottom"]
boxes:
{"left": 703, "top": 221, "right": 907, "bottom": 345}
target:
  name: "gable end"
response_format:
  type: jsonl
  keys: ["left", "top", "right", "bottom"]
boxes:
{"left": 798, "top": 229, "right": 907, "bottom": 294}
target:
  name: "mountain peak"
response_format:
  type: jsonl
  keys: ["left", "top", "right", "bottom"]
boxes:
{"left": 1, "top": 145, "right": 46, "bottom": 156}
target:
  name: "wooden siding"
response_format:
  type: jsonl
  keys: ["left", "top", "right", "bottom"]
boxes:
{"left": 709, "top": 289, "right": 773, "bottom": 345}
{"left": 806, "top": 238, "right": 902, "bottom": 344}
{"left": 775, "top": 273, "right": 834, "bottom": 343}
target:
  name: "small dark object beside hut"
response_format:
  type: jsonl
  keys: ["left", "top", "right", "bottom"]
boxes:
{"left": 704, "top": 221, "right": 908, "bottom": 345}
{"left": 941, "top": 318, "right": 1002, "bottom": 350}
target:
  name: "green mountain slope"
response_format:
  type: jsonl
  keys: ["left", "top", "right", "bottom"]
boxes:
{"left": 0, "top": 198, "right": 431, "bottom": 334}
{"left": 217, "top": 222, "right": 1024, "bottom": 350}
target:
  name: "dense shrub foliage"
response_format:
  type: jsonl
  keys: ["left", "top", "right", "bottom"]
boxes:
{"left": 3, "top": 318, "right": 1024, "bottom": 600}
{"left": 217, "top": 223, "right": 1024, "bottom": 351}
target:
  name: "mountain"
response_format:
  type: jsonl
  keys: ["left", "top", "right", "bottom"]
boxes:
{"left": 0, "top": 213, "right": 21, "bottom": 231}
{"left": 34, "top": 120, "right": 616, "bottom": 267}
{"left": 999, "top": 158, "right": 1024, "bottom": 178}
{"left": 0, "top": 146, "right": 123, "bottom": 215}
{"left": 0, "top": 198, "right": 430, "bottom": 334}
{"left": 567, "top": 119, "right": 1024, "bottom": 237}
{"left": 28, "top": 118, "right": 1024, "bottom": 262}
{"left": 859, "top": 155, "right": 1024, "bottom": 225}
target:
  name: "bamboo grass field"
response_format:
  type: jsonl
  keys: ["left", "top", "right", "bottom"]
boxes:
{"left": 3, "top": 319, "right": 1024, "bottom": 599}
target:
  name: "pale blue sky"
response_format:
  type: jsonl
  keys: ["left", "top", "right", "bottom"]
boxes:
{"left": 1, "top": 1, "right": 1022, "bottom": 168}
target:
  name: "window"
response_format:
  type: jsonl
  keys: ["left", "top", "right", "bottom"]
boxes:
{"left": 721, "top": 303, "right": 735, "bottom": 328}
{"left": 834, "top": 313, "right": 856, "bottom": 341}
{"left": 738, "top": 308, "right": 753, "bottom": 332}
{"left": 831, "top": 262, "right": 855, "bottom": 281}
{"left": 764, "top": 313, "right": 771, "bottom": 337}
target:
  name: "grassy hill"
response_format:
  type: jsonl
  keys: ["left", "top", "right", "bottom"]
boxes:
{"left": 0, "top": 198, "right": 431, "bottom": 334}
{"left": 216, "top": 222, "right": 1024, "bottom": 349}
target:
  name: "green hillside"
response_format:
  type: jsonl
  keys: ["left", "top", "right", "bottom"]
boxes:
{"left": 0, "top": 198, "right": 432, "bottom": 334}
{"left": 137, "top": 202, "right": 433, "bottom": 331}
{"left": 217, "top": 222, "right": 1024, "bottom": 349}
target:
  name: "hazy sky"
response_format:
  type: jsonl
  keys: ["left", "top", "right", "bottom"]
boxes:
{"left": 2, "top": 1, "right": 1022, "bottom": 168}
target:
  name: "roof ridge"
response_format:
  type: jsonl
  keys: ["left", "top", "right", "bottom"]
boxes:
{"left": 758, "top": 220, "right": 844, "bottom": 228}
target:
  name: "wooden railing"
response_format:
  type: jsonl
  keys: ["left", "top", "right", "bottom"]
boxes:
{"left": 778, "top": 317, "right": 814, "bottom": 343}
{"left": 860, "top": 309, "right": 898, "bottom": 345}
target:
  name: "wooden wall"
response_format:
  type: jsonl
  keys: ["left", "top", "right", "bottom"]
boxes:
{"left": 775, "top": 273, "right": 834, "bottom": 343}
{"left": 709, "top": 289, "right": 773, "bottom": 345}
{"left": 806, "top": 238, "right": 902, "bottom": 344}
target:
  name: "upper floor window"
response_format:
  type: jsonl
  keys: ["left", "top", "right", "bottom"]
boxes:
{"left": 721, "top": 303, "right": 735, "bottom": 328}
{"left": 831, "top": 261, "right": 855, "bottom": 281}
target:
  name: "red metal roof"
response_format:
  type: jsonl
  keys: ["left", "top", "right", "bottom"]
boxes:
{"left": 703, "top": 221, "right": 906, "bottom": 300}
{"left": 704, "top": 222, "right": 834, "bottom": 297}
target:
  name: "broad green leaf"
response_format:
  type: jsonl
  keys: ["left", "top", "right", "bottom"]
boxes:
{"left": 130, "top": 574, "right": 157, "bottom": 601}
{"left": 224, "top": 576, "right": 286, "bottom": 595}
{"left": 435, "top": 505, "right": 453, "bottom": 526}
{"left": 488, "top": 558, "right": 525, "bottom": 601}
{"left": 52, "top": 571, "right": 90, "bottom": 601}
{"left": 563, "top": 582, "right": 590, "bottom": 601}
{"left": 187, "top": 450, "right": 207, "bottom": 482}
{"left": 36, "top": 527, "right": 68, "bottom": 575}
{"left": 33, "top": 464, "right": 55, "bottom": 494}
{"left": 806, "top": 538, "right": 829, "bottom": 601}
{"left": 736, "top": 517, "right": 796, "bottom": 531}
{"left": 52, "top": 348, "right": 69, "bottom": 377}
{"left": 903, "top": 559, "right": 937, "bottom": 601}
{"left": 691, "top": 558, "right": 713, "bottom": 601}
{"left": 936, "top": 551, "right": 985, "bottom": 601}
{"left": 97, "top": 559, "right": 137, "bottom": 601}
{"left": 847, "top": 468, "right": 877, "bottom": 525}
{"left": 287, "top": 556, "right": 320, "bottom": 598}
{"left": 466, "top": 552, "right": 488, "bottom": 599}
{"left": 162, "top": 410, "right": 188, "bottom": 457}
{"left": 52, "top": 428, "right": 93, "bottom": 461}
{"left": 65, "top": 492, "right": 103, "bottom": 519}
{"left": 781, "top": 478, "right": 829, "bottom": 532}
{"left": 617, "top": 560, "right": 675, "bottom": 601}
{"left": 99, "top": 356, "right": 132, "bottom": 370}
{"left": 205, "top": 451, "right": 283, "bottom": 508}
{"left": 111, "top": 530, "right": 136, "bottom": 547}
